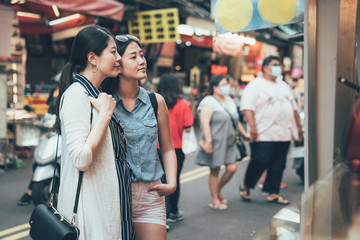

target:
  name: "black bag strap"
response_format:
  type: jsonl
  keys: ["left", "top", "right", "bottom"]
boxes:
{"left": 148, "top": 92, "right": 158, "bottom": 120}
{"left": 50, "top": 101, "right": 93, "bottom": 223}
{"left": 73, "top": 105, "right": 92, "bottom": 213}
{"left": 212, "top": 96, "right": 237, "bottom": 131}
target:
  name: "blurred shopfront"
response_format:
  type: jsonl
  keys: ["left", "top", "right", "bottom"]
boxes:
{"left": 0, "top": 0, "right": 304, "bottom": 167}
{"left": 0, "top": 0, "right": 125, "bottom": 168}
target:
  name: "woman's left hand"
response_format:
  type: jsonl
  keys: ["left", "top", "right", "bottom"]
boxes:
{"left": 243, "top": 133, "right": 251, "bottom": 141}
{"left": 148, "top": 183, "right": 176, "bottom": 196}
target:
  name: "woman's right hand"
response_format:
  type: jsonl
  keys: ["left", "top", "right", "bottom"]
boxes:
{"left": 200, "top": 140, "right": 212, "bottom": 154}
{"left": 89, "top": 93, "right": 116, "bottom": 118}
{"left": 249, "top": 127, "right": 258, "bottom": 142}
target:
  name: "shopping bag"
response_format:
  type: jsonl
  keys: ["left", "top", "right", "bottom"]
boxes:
{"left": 182, "top": 127, "right": 198, "bottom": 155}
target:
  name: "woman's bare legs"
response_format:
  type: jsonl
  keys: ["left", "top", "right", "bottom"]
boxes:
{"left": 209, "top": 167, "right": 221, "bottom": 205}
{"left": 218, "top": 162, "right": 237, "bottom": 201}
{"left": 134, "top": 222, "right": 166, "bottom": 240}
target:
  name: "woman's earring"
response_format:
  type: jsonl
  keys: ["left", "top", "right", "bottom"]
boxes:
{"left": 92, "top": 64, "right": 98, "bottom": 73}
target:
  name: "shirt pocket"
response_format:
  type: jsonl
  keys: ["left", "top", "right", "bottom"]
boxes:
{"left": 142, "top": 118, "right": 158, "bottom": 142}
{"left": 120, "top": 121, "right": 137, "bottom": 145}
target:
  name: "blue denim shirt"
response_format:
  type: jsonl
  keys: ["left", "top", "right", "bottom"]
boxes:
{"left": 114, "top": 87, "right": 164, "bottom": 182}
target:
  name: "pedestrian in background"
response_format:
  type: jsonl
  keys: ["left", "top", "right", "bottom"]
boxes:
{"left": 54, "top": 25, "right": 133, "bottom": 239}
{"left": 17, "top": 77, "right": 60, "bottom": 206}
{"left": 228, "top": 75, "right": 244, "bottom": 122}
{"left": 157, "top": 73, "right": 194, "bottom": 225}
{"left": 239, "top": 55, "right": 303, "bottom": 205}
{"left": 195, "top": 74, "right": 249, "bottom": 210}
{"left": 101, "top": 34, "right": 177, "bottom": 240}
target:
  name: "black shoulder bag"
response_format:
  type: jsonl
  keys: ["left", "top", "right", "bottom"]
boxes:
{"left": 214, "top": 96, "right": 248, "bottom": 161}
{"left": 29, "top": 105, "right": 93, "bottom": 240}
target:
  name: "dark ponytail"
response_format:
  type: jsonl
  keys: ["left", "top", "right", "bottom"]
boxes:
{"left": 53, "top": 61, "right": 74, "bottom": 133}
{"left": 53, "top": 25, "right": 114, "bottom": 134}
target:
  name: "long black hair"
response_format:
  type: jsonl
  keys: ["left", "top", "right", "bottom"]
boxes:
{"left": 101, "top": 36, "right": 142, "bottom": 96}
{"left": 54, "top": 25, "right": 113, "bottom": 133}
{"left": 157, "top": 73, "right": 181, "bottom": 109}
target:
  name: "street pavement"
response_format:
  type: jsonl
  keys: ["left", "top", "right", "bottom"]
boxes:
{"left": 0, "top": 144, "right": 304, "bottom": 240}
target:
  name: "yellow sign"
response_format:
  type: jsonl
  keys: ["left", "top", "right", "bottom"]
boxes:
{"left": 128, "top": 8, "right": 180, "bottom": 44}
{"left": 24, "top": 95, "right": 49, "bottom": 115}
{"left": 214, "top": 0, "right": 304, "bottom": 33}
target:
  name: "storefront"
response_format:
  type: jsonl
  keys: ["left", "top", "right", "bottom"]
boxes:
{"left": 0, "top": 0, "right": 125, "bottom": 168}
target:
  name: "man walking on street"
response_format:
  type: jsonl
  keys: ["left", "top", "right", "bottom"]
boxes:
{"left": 239, "top": 55, "right": 303, "bottom": 204}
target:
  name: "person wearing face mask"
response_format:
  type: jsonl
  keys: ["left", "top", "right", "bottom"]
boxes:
{"left": 195, "top": 75, "right": 249, "bottom": 210}
{"left": 239, "top": 56, "right": 303, "bottom": 205}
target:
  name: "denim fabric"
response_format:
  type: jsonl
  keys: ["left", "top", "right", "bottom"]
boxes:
{"left": 114, "top": 87, "right": 164, "bottom": 182}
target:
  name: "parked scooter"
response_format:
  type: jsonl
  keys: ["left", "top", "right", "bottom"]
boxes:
{"left": 30, "top": 113, "right": 61, "bottom": 206}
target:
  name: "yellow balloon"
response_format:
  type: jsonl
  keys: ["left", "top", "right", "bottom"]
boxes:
{"left": 216, "top": 0, "right": 253, "bottom": 31}
{"left": 258, "top": 0, "right": 298, "bottom": 24}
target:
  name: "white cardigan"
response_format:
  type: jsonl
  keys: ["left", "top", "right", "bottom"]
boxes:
{"left": 57, "top": 83, "right": 121, "bottom": 240}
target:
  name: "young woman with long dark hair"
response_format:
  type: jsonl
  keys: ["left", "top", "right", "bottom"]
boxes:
{"left": 54, "top": 26, "right": 135, "bottom": 240}
{"left": 102, "top": 35, "right": 177, "bottom": 240}
{"left": 157, "top": 73, "right": 194, "bottom": 225}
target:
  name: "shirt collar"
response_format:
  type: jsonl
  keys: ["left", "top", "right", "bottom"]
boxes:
{"left": 74, "top": 74, "right": 100, "bottom": 98}
{"left": 114, "top": 86, "right": 148, "bottom": 104}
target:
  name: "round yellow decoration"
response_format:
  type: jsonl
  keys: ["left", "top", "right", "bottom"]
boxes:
{"left": 258, "top": 0, "right": 298, "bottom": 24}
{"left": 216, "top": 0, "right": 253, "bottom": 31}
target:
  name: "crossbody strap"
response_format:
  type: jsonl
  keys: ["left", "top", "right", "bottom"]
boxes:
{"left": 212, "top": 96, "right": 237, "bottom": 131}
{"left": 73, "top": 105, "right": 92, "bottom": 214}
{"left": 50, "top": 98, "right": 93, "bottom": 226}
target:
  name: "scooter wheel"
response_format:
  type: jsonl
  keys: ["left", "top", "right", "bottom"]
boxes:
{"left": 32, "top": 179, "right": 52, "bottom": 206}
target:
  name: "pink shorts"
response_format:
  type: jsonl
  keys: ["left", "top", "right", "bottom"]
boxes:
{"left": 131, "top": 179, "right": 166, "bottom": 226}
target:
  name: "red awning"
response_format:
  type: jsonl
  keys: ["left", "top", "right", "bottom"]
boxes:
{"left": 27, "top": 0, "right": 124, "bottom": 22}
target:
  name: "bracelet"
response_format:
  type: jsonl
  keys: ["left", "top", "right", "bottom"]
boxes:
{"left": 205, "top": 139, "right": 212, "bottom": 143}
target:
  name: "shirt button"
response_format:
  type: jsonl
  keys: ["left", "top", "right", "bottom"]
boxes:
{"left": 134, "top": 130, "right": 136, "bottom": 132}
{"left": 137, "top": 165, "right": 140, "bottom": 168}
{"left": 135, "top": 147, "right": 138, "bottom": 149}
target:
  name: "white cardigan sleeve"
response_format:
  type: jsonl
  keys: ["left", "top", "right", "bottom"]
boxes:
{"left": 60, "top": 85, "right": 93, "bottom": 171}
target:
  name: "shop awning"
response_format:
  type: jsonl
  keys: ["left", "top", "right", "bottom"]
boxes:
{"left": 27, "top": 0, "right": 124, "bottom": 22}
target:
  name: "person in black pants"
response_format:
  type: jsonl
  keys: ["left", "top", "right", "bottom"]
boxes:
{"left": 239, "top": 56, "right": 303, "bottom": 204}
{"left": 159, "top": 149, "right": 185, "bottom": 220}
{"left": 157, "top": 73, "right": 194, "bottom": 228}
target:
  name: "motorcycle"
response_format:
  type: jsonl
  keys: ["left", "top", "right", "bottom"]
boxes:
{"left": 31, "top": 113, "right": 61, "bottom": 206}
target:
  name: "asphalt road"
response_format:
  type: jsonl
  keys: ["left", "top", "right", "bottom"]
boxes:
{"left": 0, "top": 147, "right": 304, "bottom": 240}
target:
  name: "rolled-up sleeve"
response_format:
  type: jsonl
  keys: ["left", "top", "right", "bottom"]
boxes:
{"left": 241, "top": 83, "right": 256, "bottom": 111}
{"left": 60, "top": 87, "right": 93, "bottom": 171}
{"left": 183, "top": 100, "right": 194, "bottom": 128}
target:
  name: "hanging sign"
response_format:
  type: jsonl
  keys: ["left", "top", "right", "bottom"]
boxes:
{"left": 213, "top": 0, "right": 304, "bottom": 34}
{"left": 128, "top": 8, "right": 180, "bottom": 44}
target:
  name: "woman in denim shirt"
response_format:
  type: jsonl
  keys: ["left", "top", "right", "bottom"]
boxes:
{"left": 102, "top": 35, "right": 176, "bottom": 240}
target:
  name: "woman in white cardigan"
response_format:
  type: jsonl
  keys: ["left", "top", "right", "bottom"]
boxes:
{"left": 54, "top": 26, "right": 134, "bottom": 240}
